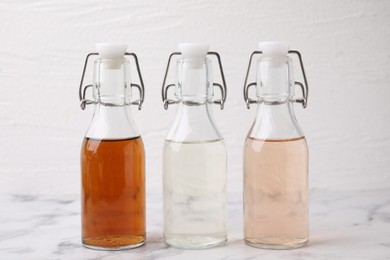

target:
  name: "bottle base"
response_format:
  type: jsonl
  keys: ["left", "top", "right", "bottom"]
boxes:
{"left": 82, "top": 235, "right": 145, "bottom": 251}
{"left": 245, "top": 237, "right": 308, "bottom": 250}
{"left": 164, "top": 234, "right": 227, "bottom": 249}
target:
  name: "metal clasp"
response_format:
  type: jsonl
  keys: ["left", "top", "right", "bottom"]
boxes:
{"left": 243, "top": 50, "right": 309, "bottom": 109}
{"left": 161, "top": 52, "right": 227, "bottom": 110}
{"left": 78, "top": 52, "right": 145, "bottom": 110}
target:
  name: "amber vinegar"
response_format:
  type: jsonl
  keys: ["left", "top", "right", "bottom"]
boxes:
{"left": 81, "top": 137, "right": 145, "bottom": 249}
{"left": 78, "top": 43, "right": 146, "bottom": 250}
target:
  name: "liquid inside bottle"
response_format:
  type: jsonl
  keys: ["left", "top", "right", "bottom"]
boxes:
{"left": 244, "top": 136, "right": 308, "bottom": 249}
{"left": 81, "top": 136, "right": 145, "bottom": 250}
{"left": 163, "top": 139, "right": 227, "bottom": 249}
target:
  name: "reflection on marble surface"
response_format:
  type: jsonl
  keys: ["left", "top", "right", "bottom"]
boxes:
{"left": 0, "top": 190, "right": 389, "bottom": 259}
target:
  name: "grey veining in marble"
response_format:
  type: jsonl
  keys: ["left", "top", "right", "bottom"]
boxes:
{"left": 0, "top": 190, "right": 389, "bottom": 260}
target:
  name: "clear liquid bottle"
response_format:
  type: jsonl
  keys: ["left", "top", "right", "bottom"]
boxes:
{"left": 78, "top": 43, "right": 146, "bottom": 250}
{"left": 161, "top": 43, "right": 228, "bottom": 249}
{"left": 243, "top": 42, "right": 309, "bottom": 249}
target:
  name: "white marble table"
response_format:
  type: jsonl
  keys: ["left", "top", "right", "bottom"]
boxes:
{"left": 1, "top": 190, "right": 389, "bottom": 260}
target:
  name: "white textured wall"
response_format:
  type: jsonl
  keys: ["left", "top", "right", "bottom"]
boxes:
{"left": 0, "top": 0, "right": 389, "bottom": 195}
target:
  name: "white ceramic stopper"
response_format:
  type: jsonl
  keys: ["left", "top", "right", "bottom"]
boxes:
{"left": 178, "top": 43, "right": 209, "bottom": 69}
{"left": 259, "top": 41, "right": 289, "bottom": 57}
{"left": 96, "top": 43, "right": 127, "bottom": 59}
{"left": 178, "top": 43, "right": 209, "bottom": 59}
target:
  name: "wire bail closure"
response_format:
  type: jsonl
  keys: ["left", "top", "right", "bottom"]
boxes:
{"left": 161, "top": 51, "right": 227, "bottom": 110}
{"left": 78, "top": 52, "right": 145, "bottom": 110}
{"left": 243, "top": 50, "right": 309, "bottom": 109}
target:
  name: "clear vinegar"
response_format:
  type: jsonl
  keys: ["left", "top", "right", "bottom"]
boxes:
{"left": 81, "top": 137, "right": 145, "bottom": 250}
{"left": 163, "top": 139, "right": 227, "bottom": 249}
{"left": 244, "top": 136, "right": 308, "bottom": 249}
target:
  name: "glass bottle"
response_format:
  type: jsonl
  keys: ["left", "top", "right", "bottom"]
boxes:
{"left": 243, "top": 42, "right": 309, "bottom": 249}
{"left": 78, "top": 43, "right": 146, "bottom": 250}
{"left": 161, "top": 43, "right": 228, "bottom": 249}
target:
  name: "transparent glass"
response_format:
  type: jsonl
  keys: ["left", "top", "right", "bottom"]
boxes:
{"left": 163, "top": 57, "right": 227, "bottom": 249}
{"left": 81, "top": 57, "right": 145, "bottom": 250}
{"left": 243, "top": 56, "right": 309, "bottom": 249}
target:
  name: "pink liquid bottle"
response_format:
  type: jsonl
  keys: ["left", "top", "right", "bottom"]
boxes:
{"left": 243, "top": 42, "right": 309, "bottom": 249}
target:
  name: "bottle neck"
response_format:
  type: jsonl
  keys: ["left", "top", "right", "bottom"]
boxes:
{"left": 166, "top": 102, "right": 222, "bottom": 142}
{"left": 256, "top": 56, "right": 294, "bottom": 104}
{"left": 175, "top": 57, "right": 213, "bottom": 104}
{"left": 248, "top": 101, "right": 303, "bottom": 140}
{"left": 93, "top": 58, "right": 132, "bottom": 106}
{"left": 85, "top": 104, "right": 140, "bottom": 140}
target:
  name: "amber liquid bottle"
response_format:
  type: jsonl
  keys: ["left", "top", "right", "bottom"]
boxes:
{"left": 243, "top": 42, "right": 309, "bottom": 249}
{"left": 79, "top": 43, "right": 146, "bottom": 250}
{"left": 81, "top": 137, "right": 145, "bottom": 249}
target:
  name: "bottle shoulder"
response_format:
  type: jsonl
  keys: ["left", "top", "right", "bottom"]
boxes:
{"left": 85, "top": 105, "right": 141, "bottom": 140}
{"left": 248, "top": 104, "right": 304, "bottom": 140}
{"left": 165, "top": 104, "right": 223, "bottom": 142}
